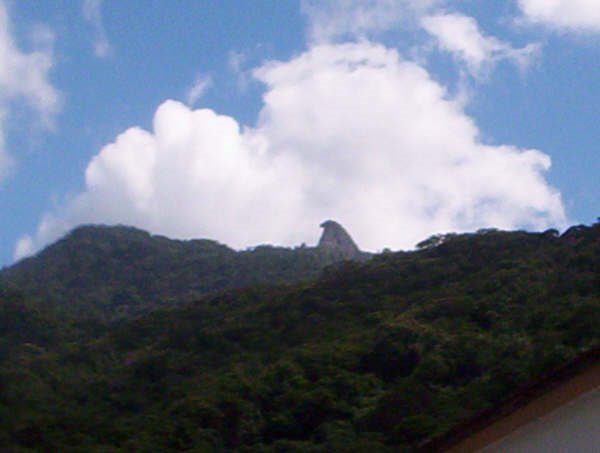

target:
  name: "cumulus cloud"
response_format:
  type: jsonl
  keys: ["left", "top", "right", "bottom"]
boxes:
{"left": 518, "top": 0, "right": 600, "bottom": 31}
{"left": 0, "top": 0, "right": 60, "bottom": 183}
{"left": 301, "top": 0, "right": 441, "bottom": 42}
{"left": 422, "top": 13, "right": 540, "bottom": 78}
{"left": 16, "top": 41, "right": 565, "bottom": 260}
{"left": 82, "top": 0, "right": 111, "bottom": 57}
{"left": 186, "top": 74, "right": 212, "bottom": 106}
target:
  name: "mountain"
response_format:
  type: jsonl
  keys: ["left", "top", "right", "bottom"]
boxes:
{"left": 0, "top": 222, "right": 598, "bottom": 451}
{"left": 0, "top": 222, "right": 370, "bottom": 319}
{"left": 318, "top": 220, "right": 362, "bottom": 260}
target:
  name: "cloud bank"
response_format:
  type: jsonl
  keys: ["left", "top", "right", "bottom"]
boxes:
{"left": 16, "top": 41, "right": 566, "bottom": 259}
{"left": 0, "top": 0, "right": 60, "bottom": 184}
{"left": 519, "top": 0, "right": 600, "bottom": 31}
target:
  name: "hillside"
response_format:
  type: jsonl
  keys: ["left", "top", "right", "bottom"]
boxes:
{"left": 1, "top": 222, "right": 370, "bottom": 319}
{"left": 0, "top": 222, "right": 598, "bottom": 451}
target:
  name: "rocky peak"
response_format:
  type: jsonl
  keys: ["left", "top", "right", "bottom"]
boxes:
{"left": 317, "top": 220, "right": 361, "bottom": 259}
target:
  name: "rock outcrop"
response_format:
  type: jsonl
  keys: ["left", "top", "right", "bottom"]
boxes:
{"left": 317, "top": 220, "right": 361, "bottom": 260}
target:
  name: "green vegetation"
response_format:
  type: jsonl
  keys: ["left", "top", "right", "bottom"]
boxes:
{"left": 0, "top": 223, "right": 598, "bottom": 451}
{"left": 1, "top": 225, "right": 370, "bottom": 320}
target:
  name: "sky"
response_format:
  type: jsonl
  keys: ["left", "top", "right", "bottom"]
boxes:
{"left": 1, "top": 0, "right": 600, "bottom": 267}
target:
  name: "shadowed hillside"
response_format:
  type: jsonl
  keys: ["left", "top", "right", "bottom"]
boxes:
{"left": 1, "top": 223, "right": 371, "bottom": 319}
{"left": 0, "top": 222, "right": 598, "bottom": 451}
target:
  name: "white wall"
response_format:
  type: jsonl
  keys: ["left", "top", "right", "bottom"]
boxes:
{"left": 483, "top": 388, "right": 600, "bottom": 452}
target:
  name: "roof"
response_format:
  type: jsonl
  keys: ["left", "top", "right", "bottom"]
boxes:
{"left": 420, "top": 345, "right": 600, "bottom": 452}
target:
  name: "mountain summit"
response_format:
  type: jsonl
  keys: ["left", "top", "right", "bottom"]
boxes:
{"left": 317, "top": 220, "right": 361, "bottom": 259}
{"left": 0, "top": 223, "right": 367, "bottom": 320}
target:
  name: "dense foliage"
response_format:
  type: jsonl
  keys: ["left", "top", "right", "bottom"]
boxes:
{"left": 1, "top": 225, "right": 369, "bottom": 320}
{"left": 0, "top": 223, "right": 598, "bottom": 451}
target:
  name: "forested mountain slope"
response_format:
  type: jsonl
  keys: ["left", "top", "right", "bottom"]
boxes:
{"left": 1, "top": 223, "right": 369, "bottom": 319}
{"left": 0, "top": 223, "right": 598, "bottom": 451}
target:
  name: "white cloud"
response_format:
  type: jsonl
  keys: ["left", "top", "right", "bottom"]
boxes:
{"left": 228, "top": 51, "right": 246, "bottom": 74}
{"left": 422, "top": 13, "right": 540, "bottom": 78}
{"left": 228, "top": 50, "right": 251, "bottom": 91}
{"left": 14, "top": 235, "right": 34, "bottom": 261}
{"left": 186, "top": 74, "right": 212, "bottom": 106}
{"left": 16, "top": 42, "right": 565, "bottom": 260}
{"left": 301, "top": 0, "right": 441, "bottom": 42}
{"left": 519, "top": 0, "right": 600, "bottom": 31}
{"left": 82, "top": 0, "right": 111, "bottom": 58}
{"left": 0, "top": 0, "right": 60, "bottom": 183}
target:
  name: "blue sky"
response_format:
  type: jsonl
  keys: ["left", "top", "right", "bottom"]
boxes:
{"left": 1, "top": 0, "right": 599, "bottom": 267}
